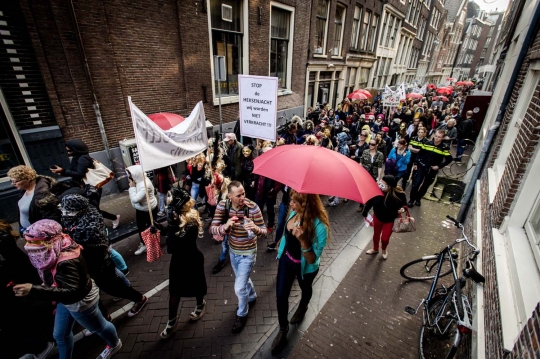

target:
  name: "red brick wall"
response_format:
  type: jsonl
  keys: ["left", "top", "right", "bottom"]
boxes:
{"left": 20, "top": 0, "right": 310, "bottom": 152}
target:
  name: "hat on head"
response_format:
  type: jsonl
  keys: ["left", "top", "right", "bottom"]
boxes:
{"left": 382, "top": 127, "right": 389, "bottom": 133}
{"left": 382, "top": 175, "right": 398, "bottom": 188}
{"left": 168, "top": 187, "right": 191, "bottom": 211}
{"left": 223, "top": 133, "right": 236, "bottom": 142}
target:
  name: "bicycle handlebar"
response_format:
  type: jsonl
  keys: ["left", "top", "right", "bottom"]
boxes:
{"left": 446, "top": 215, "right": 480, "bottom": 260}
{"left": 446, "top": 215, "right": 460, "bottom": 227}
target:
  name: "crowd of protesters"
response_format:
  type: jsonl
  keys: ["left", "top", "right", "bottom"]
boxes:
{"left": 1, "top": 84, "right": 478, "bottom": 358}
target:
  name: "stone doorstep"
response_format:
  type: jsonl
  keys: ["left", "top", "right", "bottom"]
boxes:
{"left": 249, "top": 221, "right": 372, "bottom": 359}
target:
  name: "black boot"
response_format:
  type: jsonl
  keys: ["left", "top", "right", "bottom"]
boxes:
{"left": 271, "top": 326, "right": 289, "bottom": 355}
{"left": 290, "top": 304, "right": 308, "bottom": 324}
{"left": 212, "top": 259, "right": 227, "bottom": 274}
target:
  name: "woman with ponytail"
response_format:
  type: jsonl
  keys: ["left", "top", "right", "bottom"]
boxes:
{"left": 362, "top": 175, "right": 407, "bottom": 259}
{"left": 271, "top": 190, "right": 330, "bottom": 354}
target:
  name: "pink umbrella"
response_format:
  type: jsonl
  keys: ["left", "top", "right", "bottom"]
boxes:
{"left": 148, "top": 112, "right": 185, "bottom": 131}
{"left": 406, "top": 93, "right": 423, "bottom": 100}
{"left": 349, "top": 89, "right": 373, "bottom": 98}
{"left": 253, "top": 145, "right": 381, "bottom": 203}
{"left": 347, "top": 92, "right": 370, "bottom": 101}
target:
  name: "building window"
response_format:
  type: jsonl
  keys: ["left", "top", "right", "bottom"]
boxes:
{"left": 270, "top": 6, "right": 292, "bottom": 89}
{"left": 344, "top": 67, "right": 357, "bottom": 97}
{"left": 360, "top": 10, "right": 371, "bottom": 51}
{"left": 359, "top": 67, "right": 370, "bottom": 88}
{"left": 307, "top": 72, "right": 316, "bottom": 109}
{"left": 314, "top": 0, "right": 330, "bottom": 55}
{"left": 350, "top": 6, "right": 362, "bottom": 49}
{"left": 391, "top": 20, "right": 400, "bottom": 48}
{"left": 332, "top": 4, "right": 346, "bottom": 56}
{"left": 210, "top": 0, "right": 244, "bottom": 96}
{"left": 369, "top": 14, "right": 379, "bottom": 52}
{"left": 384, "top": 14, "right": 394, "bottom": 47}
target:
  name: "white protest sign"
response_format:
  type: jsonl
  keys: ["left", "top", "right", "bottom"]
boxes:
{"left": 129, "top": 98, "right": 208, "bottom": 171}
{"left": 382, "top": 92, "right": 400, "bottom": 107}
{"left": 238, "top": 75, "right": 278, "bottom": 142}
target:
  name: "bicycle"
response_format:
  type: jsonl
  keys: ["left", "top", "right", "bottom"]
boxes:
{"left": 400, "top": 215, "right": 485, "bottom": 359}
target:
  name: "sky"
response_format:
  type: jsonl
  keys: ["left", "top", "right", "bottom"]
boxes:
{"left": 472, "top": 0, "right": 511, "bottom": 12}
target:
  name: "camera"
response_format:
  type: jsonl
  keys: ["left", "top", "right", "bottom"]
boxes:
{"left": 276, "top": 120, "right": 292, "bottom": 135}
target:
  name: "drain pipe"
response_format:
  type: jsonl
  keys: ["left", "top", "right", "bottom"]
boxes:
{"left": 457, "top": 1, "right": 540, "bottom": 223}
{"left": 67, "top": 0, "right": 113, "bottom": 165}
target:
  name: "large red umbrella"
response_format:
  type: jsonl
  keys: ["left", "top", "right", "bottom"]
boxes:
{"left": 436, "top": 87, "right": 453, "bottom": 95}
{"left": 406, "top": 93, "right": 423, "bottom": 99}
{"left": 148, "top": 112, "right": 185, "bottom": 130}
{"left": 436, "top": 96, "right": 449, "bottom": 102}
{"left": 347, "top": 91, "right": 370, "bottom": 101}
{"left": 348, "top": 89, "right": 373, "bottom": 98}
{"left": 455, "top": 81, "right": 466, "bottom": 86}
{"left": 253, "top": 145, "right": 381, "bottom": 203}
{"left": 427, "top": 84, "right": 437, "bottom": 90}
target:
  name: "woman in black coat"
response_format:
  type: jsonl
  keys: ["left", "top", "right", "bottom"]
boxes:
{"left": 160, "top": 188, "right": 207, "bottom": 339}
{"left": 362, "top": 175, "right": 407, "bottom": 259}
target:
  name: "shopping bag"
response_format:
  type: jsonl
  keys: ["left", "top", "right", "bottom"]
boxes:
{"left": 83, "top": 160, "right": 114, "bottom": 189}
{"left": 392, "top": 208, "right": 416, "bottom": 233}
{"left": 365, "top": 214, "right": 374, "bottom": 227}
{"left": 205, "top": 184, "right": 217, "bottom": 206}
{"left": 141, "top": 227, "right": 163, "bottom": 262}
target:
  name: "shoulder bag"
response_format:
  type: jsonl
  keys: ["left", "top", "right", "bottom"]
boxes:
{"left": 392, "top": 207, "right": 416, "bottom": 233}
{"left": 83, "top": 159, "right": 114, "bottom": 189}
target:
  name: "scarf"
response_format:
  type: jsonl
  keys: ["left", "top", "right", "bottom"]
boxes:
{"left": 24, "top": 219, "right": 81, "bottom": 284}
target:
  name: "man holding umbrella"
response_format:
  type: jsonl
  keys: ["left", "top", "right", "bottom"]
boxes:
{"left": 209, "top": 181, "right": 267, "bottom": 334}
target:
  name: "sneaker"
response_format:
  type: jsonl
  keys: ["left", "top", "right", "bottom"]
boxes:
{"left": 128, "top": 296, "right": 148, "bottom": 317}
{"left": 267, "top": 242, "right": 277, "bottom": 251}
{"left": 189, "top": 300, "right": 206, "bottom": 321}
{"left": 231, "top": 315, "right": 248, "bottom": 334}
{"left": 157, "top": 211, "right": 165, "bottom": 217}
{"left": 96, "top": 339, "right": 122, "bottom": 359}
{"left": 415, "top": 200, "right": 421, "bottom": 207}
{"left": 120, "top": 268, "right": 130, "bottom": 276}
{"left": 328, "top": 201, "right": 337, "bottom": 207}
{"left": 407, "top": 201, "right": 415, "bottom": 207}
{"left": 112, "top": 215, "right": 120, "bottom": 229}
{"left": 134, "top": 244, "right": 147, "bottom": 255}
{"left": 356, "top": 205, "right": 364, "bottom": 212}
{"left": 365, "top": 249, "right": 379, "bottom": 255}
{"left": 212, "top": 259, "right": 227, "bottom": 274}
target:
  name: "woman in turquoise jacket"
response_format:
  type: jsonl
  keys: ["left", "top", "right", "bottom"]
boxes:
{"left": 386, "top": 139, "right": 411, "bottom": 184}
{"left": 271, "top": 190, "right": 330, "bottom": 354}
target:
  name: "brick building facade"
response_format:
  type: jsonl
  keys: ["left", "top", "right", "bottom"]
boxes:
{"left": 461, "top": 0, "right": 540, "bottom": 356}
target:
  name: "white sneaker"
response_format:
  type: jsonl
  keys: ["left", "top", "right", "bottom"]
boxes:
{"left": 134, "top": 244, "right": 147, "bottom": 255}
{"left": 112, "top": 215, "right": 120, "bottom": 229}
{"left": 96, "top": 339, "right": 122, "bottom": 359}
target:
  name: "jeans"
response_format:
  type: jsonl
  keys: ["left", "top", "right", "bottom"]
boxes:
{"left": 54, "top": 302, "right": 118, "bottom": 359}
{"left": 274, "top": 202, "right": 289, "bottom": 243}
{"left": 372, "top": 214, "right": 394, "bottom": 251}
{"left": 115, "top": 267, "right": 130, "bottom": 286}
{"left": 256, "top": 197, "right": 276, "bottom": 228}
{"left": 456, "top": 138, "right": 466, "bottom": 159}
{"left": 276, "top": 255, "right": 318, "bottom": 328}
{"left": 190, "top": 182, "right": 201, "bottom": 201}
{"left": 230, "top": 252, "right": 257, "bottom": 317}
{"left": 219, "top": 235, "right": 229, "bottom": 262}
{"left": 410, "top": 165, "right": 438, "bottom": 202}
{"left": 109, "top": 247, "right": 127, "bottom": 271}
{"left": 158, "top": 192, "right": 167, "bottom": 213}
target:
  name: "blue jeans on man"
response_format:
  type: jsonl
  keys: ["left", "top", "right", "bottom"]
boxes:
{"left": 230, "top": 252, "right": 257, "bottom": 317}
{"left": 54, "top": 302, "right": 118, "bottom": 359}
{"left": 274, "top": 202, "right": 289, "bottom": 243}
{"left": 219, "top": 235, "right": 229, "bottom": 262}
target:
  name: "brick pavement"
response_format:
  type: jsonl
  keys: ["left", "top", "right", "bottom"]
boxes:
{"left": 287, "top": 200, "right": 461, "bottom": 359}
{"left": 71, "top": 193, "right": 368, "bottom": 359}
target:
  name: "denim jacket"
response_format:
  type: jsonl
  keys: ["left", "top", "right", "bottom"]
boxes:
{"left": 277, "top": 211, "right": 328, "bottom": 278}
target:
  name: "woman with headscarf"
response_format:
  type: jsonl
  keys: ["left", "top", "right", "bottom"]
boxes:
{"left": 60, "top": 194, "right": 148, "bottom": 319}
{"left": 12, "top": 219, "right": 122, "bottom": 359}
{"left": 271, "top": 190, "right": 330, "bottom": 354}
{"left": 362, "top": 175, "right": 408, "bottom": 259}
{"left": 126, "top": 164, "right": 158, "bottom": 255}
{"left": 159, "top": 188, "right": 208, "bottom": 338}
{"left": 239, "top": 145, "right": 255, "bottom": 201}
{"left": 50, "top": 139, "right": 120, "bottom": 229}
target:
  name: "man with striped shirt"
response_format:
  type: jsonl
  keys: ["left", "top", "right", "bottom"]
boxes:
{"left": 210, "top": 181, "right": 267, "bottom": 334}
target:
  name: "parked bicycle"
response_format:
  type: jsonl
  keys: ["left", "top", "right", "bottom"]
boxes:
{"left": 400, "top": 215, "right": 485, "bottom": 359}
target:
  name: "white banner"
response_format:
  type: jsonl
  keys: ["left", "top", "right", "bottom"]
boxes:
{"left": 397, "top": 83, "right": 407, "bottom": 100}
{"left": 384, "top": 85, "right": 393, "bottom": 94}
{"left": 412, "top": 83, "right": 422, "bottom": 93}
{"left": 382, "top": 92, "right": 400, "bottom": 107}
{"left": 129, "top": 97, "right": 208, "bottom": 171}
{"left": 238, "top": 75, "right": 278, "bottom": 142}
{"left": 420, "top": 83, "right": 427, "bottom": 94}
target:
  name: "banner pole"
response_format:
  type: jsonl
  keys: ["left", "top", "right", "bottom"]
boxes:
{"left": 218, "top": 79, "right": 223, "bottom": 134}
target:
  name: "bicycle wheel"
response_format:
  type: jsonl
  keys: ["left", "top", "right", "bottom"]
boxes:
{"left": 400, "top": 257, "right": 453, "bottom": 281}
{"left": 418, "top": 296, "right": 459, "bottom": 359}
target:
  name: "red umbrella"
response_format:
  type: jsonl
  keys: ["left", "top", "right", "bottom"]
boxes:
{"left": 436, "top": 96, "right": 449, "bottom": 102}
{"left": 252, "top": 145, "right": 382, "bottom": 203}
{"left": 427, "top": 84, "right": 437, "bottom": 90}
{"left": 436, "top": 87, "right": 453, "bottom": 95}
{"left": 349, "top": 89, "right": 373, "bottom": 98}
{"left": 406, "top": 93, "right": 423, "bottom": 99}
{"left": 148, "top": 112, "right": 185, "bottom": 131}
{"left": 455, "top": 81, "right": 466, "bottom": 85}
{"left": 446, "top": 77, "right": 456, "bottom": 81}
{"left": 463, "top": 81, "right": 474, "bottom": 86}
{"left": 347, "top": 91, "right": 370, "bottom": 101}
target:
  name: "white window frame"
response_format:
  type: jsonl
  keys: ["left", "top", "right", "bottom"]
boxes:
{"left": 269, "top": 2, "right": 295, "bottom": 94}
{"left": 207, "top": 0, "right": 250, "bottom": 106}
{"left": 487, "top": 60, "right": 540, "bottom": 351}
{"left": 331, "top": 3, "right": 347, "bottom": 58}
{"left": 313, "top": 0, "right": 330, "bottom": 57}
{"left": 350, "top": 5, "right": 362, "bottom": 50}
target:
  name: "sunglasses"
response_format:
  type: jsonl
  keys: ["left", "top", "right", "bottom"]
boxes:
{"left": 360, "top": 134, "right": 367, "bottom": 137}
{"left": 369, "top": 143, "right": 376, "bottom": 146}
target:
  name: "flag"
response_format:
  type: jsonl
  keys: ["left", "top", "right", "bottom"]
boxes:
{"left": 397, "top": 83, "right": 406, "bottom": 100}
{"left": 129, "top": 97, "right": 208, "bottom": 171}
{"left": 420, "top": 83, "right": 427, "bottom": 94}
{"left": 384, "top": 85, "right": 393, "bottom": 94}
